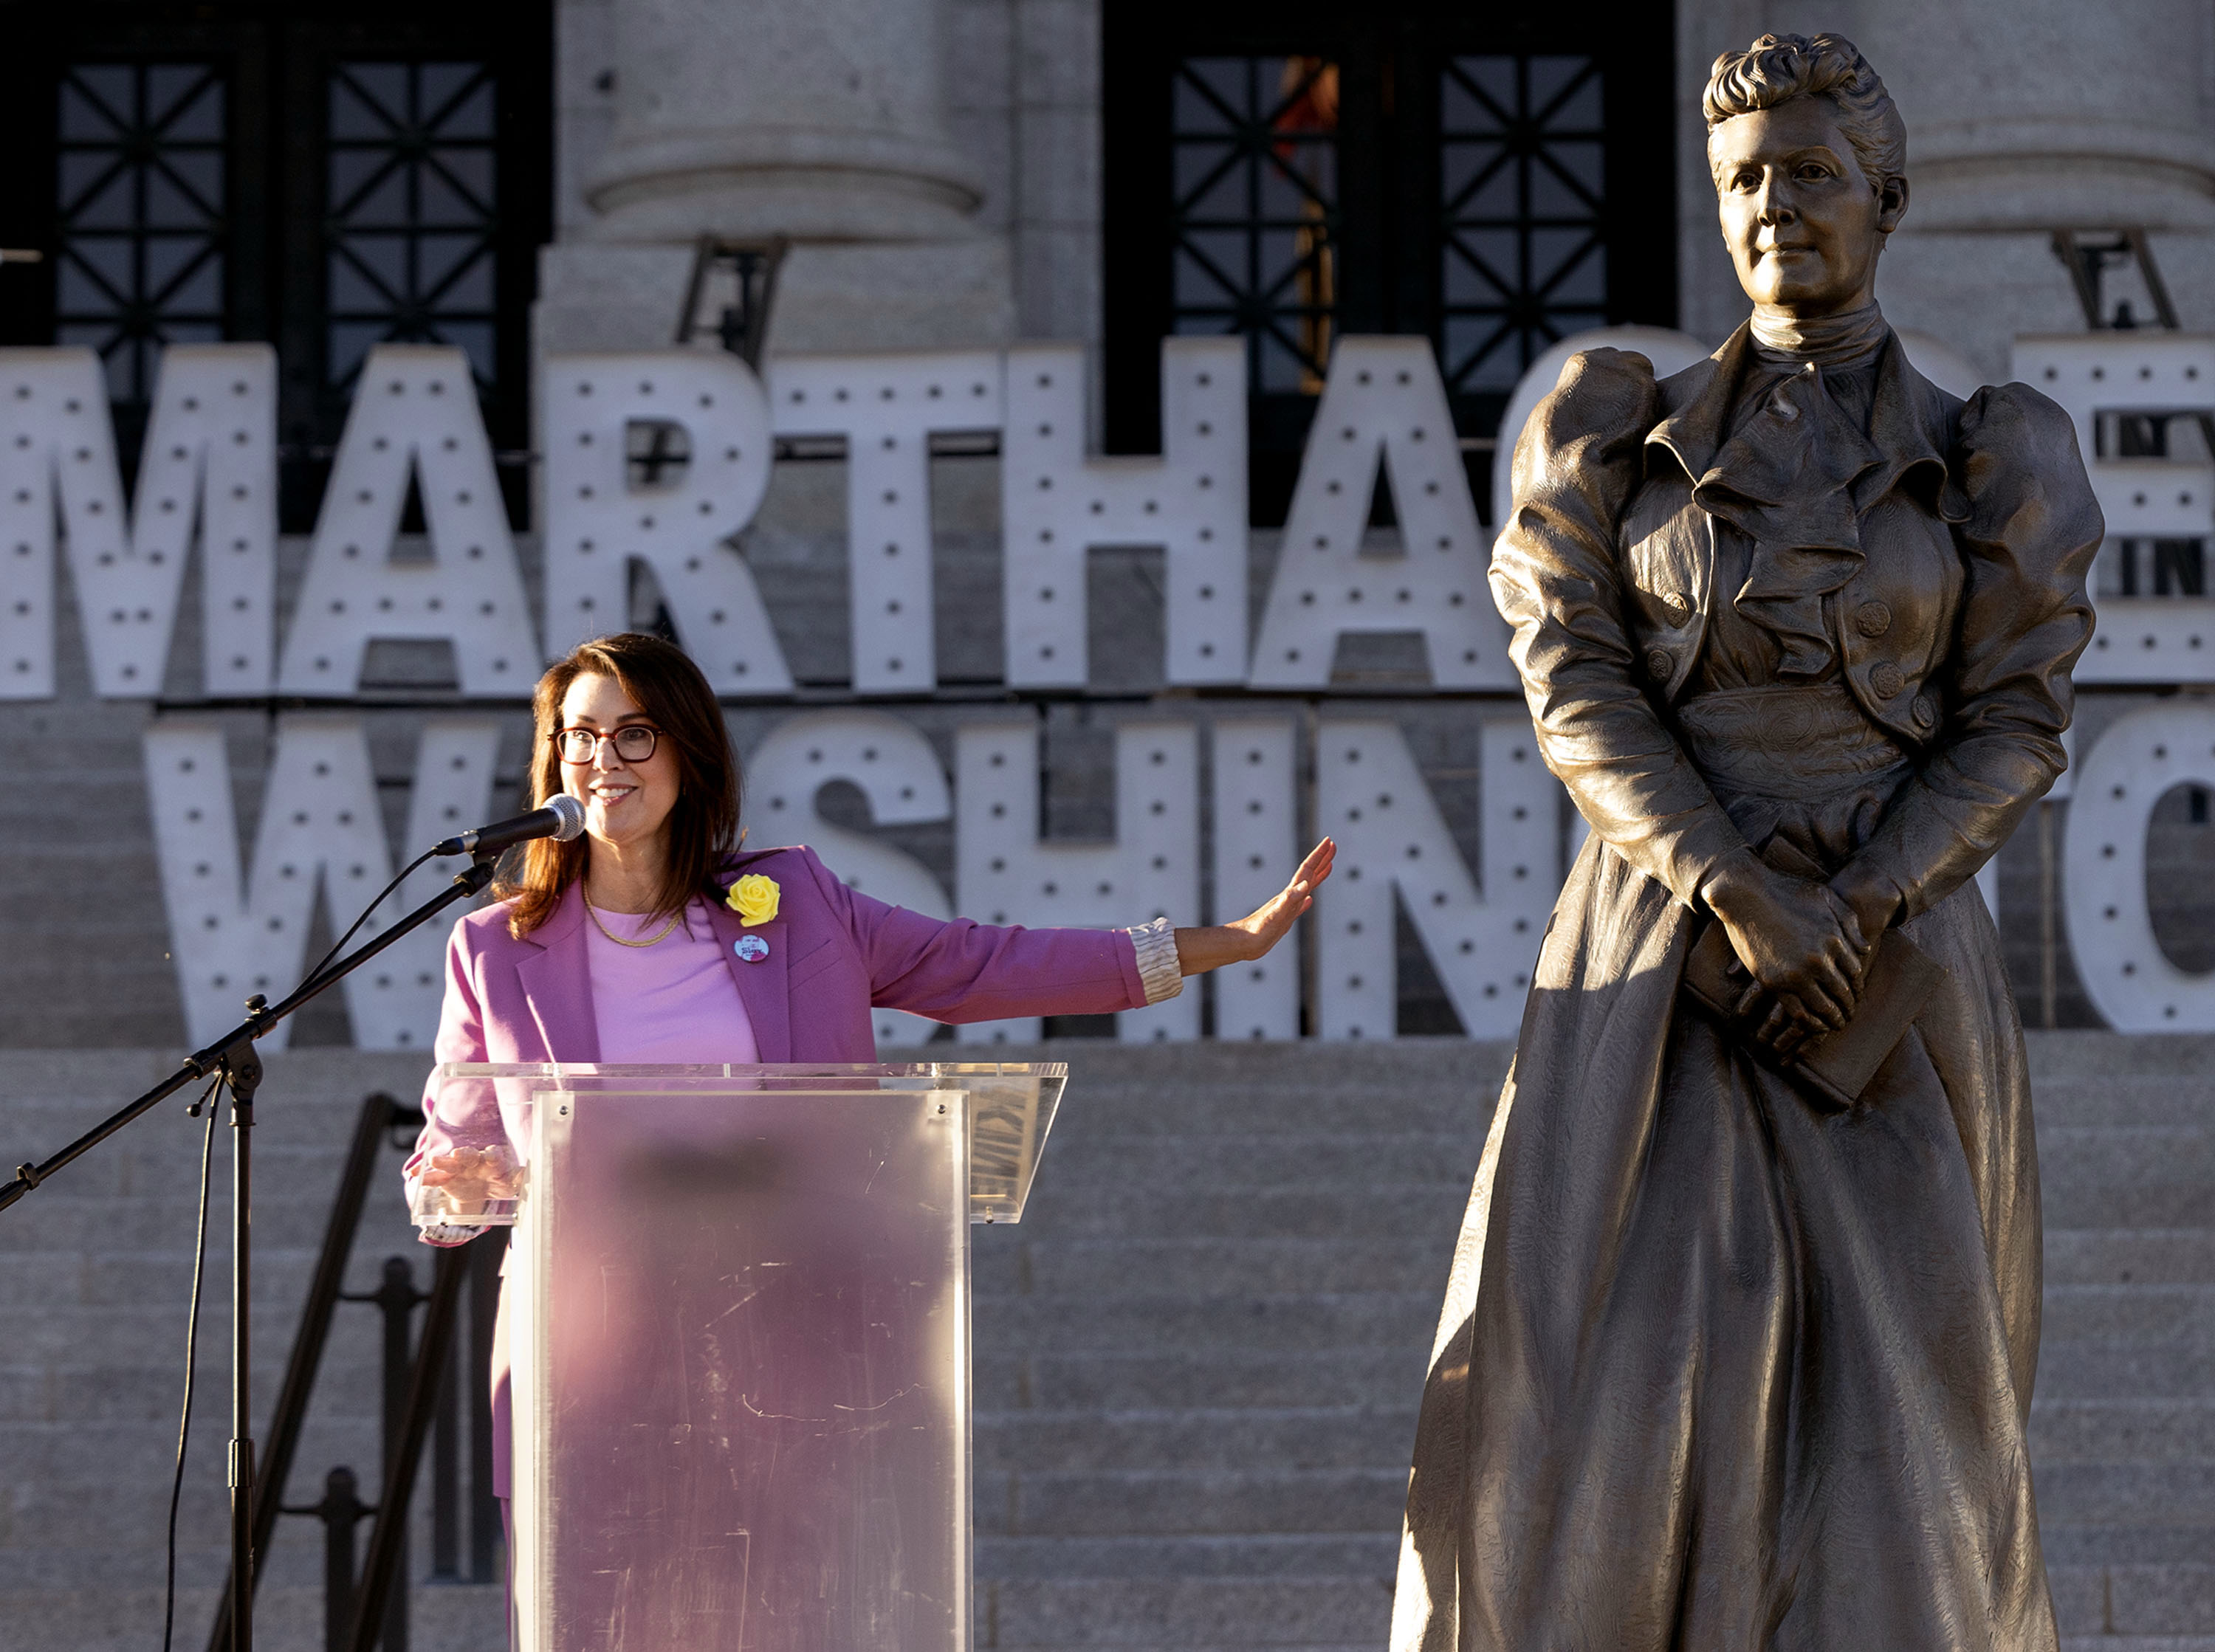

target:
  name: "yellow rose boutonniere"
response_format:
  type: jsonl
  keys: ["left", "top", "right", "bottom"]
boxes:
{"left": 725, "top": 873, "right": 780, "bottom": 927}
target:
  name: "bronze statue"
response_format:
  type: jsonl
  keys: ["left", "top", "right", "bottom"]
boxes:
{"left": 1393, "top": 33, "right": 2101, "bottom": 1651}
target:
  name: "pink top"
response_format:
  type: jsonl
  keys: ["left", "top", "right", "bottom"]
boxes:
{"left": 583, "top": 897, "right": 760, "bottom": 1064}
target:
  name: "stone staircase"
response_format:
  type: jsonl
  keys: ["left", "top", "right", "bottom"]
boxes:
{"left": 0, "top": 1035, "right": 2207, "bottom": 1651}
{"left": 0, "top": 1048, "right": 499, "bottom": 1652}
{"left": 969, "top": 1034, "right": 2215, "bottom": 1652}
{"left": 2029, "top": 1036, "right": 2215, "bottom": 1650}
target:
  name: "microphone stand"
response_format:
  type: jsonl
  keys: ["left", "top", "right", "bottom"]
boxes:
{"left": 0, "top": 852, "right": 501, "bottom": 1652}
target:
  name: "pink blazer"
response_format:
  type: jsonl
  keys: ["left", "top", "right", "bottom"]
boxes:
{"left": 420, "top": 842, "right": 1150, "bottom": 1073}
{"left": 410, "top": 843, "right": 1152, "bottom": 1496}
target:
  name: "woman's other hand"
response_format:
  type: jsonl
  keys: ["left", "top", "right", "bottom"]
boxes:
{"left": 416, "top": 1146, "right": 523, "bottom": 1203}
{"left": 1703, "top": 853, "right": 1870, "bottom": 1049}
{"left": 1172, "top": 839, "right": 1336, "bottom": 976}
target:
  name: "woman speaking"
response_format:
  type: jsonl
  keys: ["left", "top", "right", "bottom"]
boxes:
{"left": 406, "top": 629, "right": 1331, "bottom": 1549}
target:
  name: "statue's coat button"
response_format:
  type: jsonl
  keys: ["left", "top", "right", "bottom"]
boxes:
{"left": 1869, "top": 663, "right": 1905, "bottom": 698}
{"left": 1645, "top": 647, "right": 1675, "bottom": 682}
{"left": 1855, "top": 600, "right": 1892, "bottom": 638}
{"left": 1912, "top": 695, "right": 1938, "bottom": 729}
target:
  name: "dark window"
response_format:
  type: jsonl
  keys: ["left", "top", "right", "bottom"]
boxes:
{"left": 1107, "top": 2, "right": 1677, "bottom": 523}
{"left": 1170, "top": 55, "right": 1340, "bottom": 396}
{"left": 0, "top": 1, "right": 550, "bottom": 527}
{"left": 55, "top": 62, "right": 229, "bottom": 407}
{"left": 326, "top": 61, "right": 501, "bottom": 396}
{"left": 1438, "top": 54, "right": 1609, "bottom": 396}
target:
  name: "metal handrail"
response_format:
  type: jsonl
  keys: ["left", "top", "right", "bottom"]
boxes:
{"left": 207, "top": 1092, "right": 504, "bottom": 1652}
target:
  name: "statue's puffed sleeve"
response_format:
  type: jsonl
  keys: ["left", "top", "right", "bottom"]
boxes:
{"left": 1491, "top": 348, "right": 1751, "bottom": 907}
{"left": 1841, "top": 383, "right": 2101, "bottom": 922}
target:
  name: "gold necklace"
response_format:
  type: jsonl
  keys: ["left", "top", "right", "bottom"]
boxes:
{"left": 583, "top": 889, "right": 684, "bottom": 949}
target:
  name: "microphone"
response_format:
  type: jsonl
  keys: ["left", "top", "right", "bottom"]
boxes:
{"left": 432, "top": 794, "right": 586, "bottom": 858}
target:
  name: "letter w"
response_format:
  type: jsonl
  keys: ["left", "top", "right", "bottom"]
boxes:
{"left": 143, "top": 715, "right": 498, "bottom": 1049}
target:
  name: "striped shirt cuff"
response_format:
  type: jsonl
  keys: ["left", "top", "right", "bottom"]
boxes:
{"left": 1127, "top": 915, "right": 1185, "bottom": 1005}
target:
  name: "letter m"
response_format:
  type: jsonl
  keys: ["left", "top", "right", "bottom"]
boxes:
{"left": 0, "top": 344, "right": 276, "bottom": 699}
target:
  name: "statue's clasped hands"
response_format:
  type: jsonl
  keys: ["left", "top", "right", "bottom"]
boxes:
{"left": 1704, "top": 855, "right": 1887, "bottom": 1059}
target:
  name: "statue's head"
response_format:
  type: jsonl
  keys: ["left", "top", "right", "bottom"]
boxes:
{"left": 1705, "top": 33, "right": 1908, "bottom": 318}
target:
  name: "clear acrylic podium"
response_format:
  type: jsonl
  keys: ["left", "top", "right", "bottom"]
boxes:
{"left": 412, "top": 1061, "right": 1068, "bottom": 1652}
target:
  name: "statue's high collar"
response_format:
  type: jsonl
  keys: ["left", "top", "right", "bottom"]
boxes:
{"left": 1748, "top": 300, "right": 1888, "bottom": 372}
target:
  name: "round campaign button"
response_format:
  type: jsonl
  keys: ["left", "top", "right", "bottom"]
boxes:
{"left": 734, "top": 935, "right": 769, "bottom": 962}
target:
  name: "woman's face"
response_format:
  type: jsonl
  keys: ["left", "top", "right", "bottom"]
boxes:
{"left": 1711, "top": 96, "right": 1905, "bottom": 317}
{"left": 555, "top": 671, "right": 682, "bottom": 856}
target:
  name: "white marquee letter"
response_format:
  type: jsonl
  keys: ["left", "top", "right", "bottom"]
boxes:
{"left": 1250, "top": 337, "right": 1511, "bottom": 689}
{"left": 1313, "top": 717, "right": 1558, "bottom": 1039}
{"left": 745, "top": 709, "right": 954, "bottom": 1047}
{"left": 2064, "top": 702, "right": 2215, "bottom": 1030}
{"left": 954, "top": 718, "right": 1201, "bottom": 1043}
{"left": 2013, "top": 334, "right": 2215, "bottom": 686}
{"left": 1000, "top": 339, "right": 1248, "bottom": 687}
{"left": 769, "top": 353, "right": 1003, "bottom": 693}
{"left": 542, "top": 351, "right": 786, "bottom": 692}
{"left": 1212, "top": 717, "right": 1300, "bottom": 1039}
{"left": 278, "top": 346, "right": 537, "bottom": 697}
{"left": 0, "top": 343, "right": 275, "bottom": 699}
{"left": 145, "top": 715, "right": 498, "bottom": 1049}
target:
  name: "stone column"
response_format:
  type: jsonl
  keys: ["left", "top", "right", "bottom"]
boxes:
{"left": 540, "top": 0, "right": 1014, "bottom": 354}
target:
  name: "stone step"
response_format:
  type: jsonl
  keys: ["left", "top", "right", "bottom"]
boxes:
{"left": 0, "top": 1357, "right": 387, "bottom": 1422}
{"left": 2053, "top": 1564, "right": 2215, "bottom": 1639}
{"left": 2030, "top": 1400, "right": 2215, "bottom": 1463}
{"left": 1012, "top": 1183, "right": 1475, "bottom": 1242}
{"left": 981, "top": 1575, "right": 1392, "bottom": 1648}
{"left": 2036, "top": 1460, "right": 2215, "bottom": 1528}
{"left": 2046, "top": 1526, "right": 2215, "bottom": 1568}
{"left": 0, "top": 1418, "right": 391, "bottom": 1492}
{"left": 981, "top": 1470, "right": 1404, "bottom": 1540}
{"left": 2039, "top": 1339, "right": 2215, "bottom": 1401}
{"left": 977, "top": 1408, "right": 1416, "bottom": 1473}
{"left": 978, "top": 1534, "right": 1398, "bottom": 1581}
{"left": 977, "top": 1293, "right": 1440, "bottom": 1355}
{"left": 2027, "top": 1035, "right": 2215, "bottom": 1083}
{"left": 0, "top": 1197, "right": 413, "bottom": 1252}
{"left": 975, "top": 1236, "right": 1452, "bottom": 1299}
{"left": 2043, "top": 1284, "right": 2215, "bottom": 1345}
{"left": 2050, "top": 1231, "right": 2215, "bottom": 1286}
{"left": 0, "top": 1582, "right": 504, "bottom": 1652}
{"left": 1043, "top": 1090, "right": 1495, "bottom": 1137}
{"left": 1025, "top": 1132, "right": 1486, "bottom": 1189}
{"left": 984, "top": 1349, "right": 1430, "bottom": 1414}
{"left": 0, "top": 1246, "right": 419, "bottom": 1308}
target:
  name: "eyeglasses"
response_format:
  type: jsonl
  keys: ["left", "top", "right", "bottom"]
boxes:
{"left": 553, "top": 725, "right": 662, "bottom": 765}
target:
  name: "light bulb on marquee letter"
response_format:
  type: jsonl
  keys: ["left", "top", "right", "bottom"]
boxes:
{"left": 744, "top": 709, "right": 955, "bottom": 1047}
{"left": 1249, "top": 337, "right": 1512, "bottom": 691}
{"left": 543, "top": 351, "right": 789, "bottom": 693}
{"left": 0, "top": 343, "right": 276, "bottom": 700}
{"left": 1000, "top": 338, "right": 1249, "bottom": 688}
{"left": 769, "top": 353, "right": 1004, "bottom": 694}
{"left": 953, "top": 718, "right": 1201, "bottom": 1044}
{"left": 277, "top": 346, "right": 538, "bottom": 697}
{"left": 1312, "top": 718, "right": 1559, "bottom": 1040}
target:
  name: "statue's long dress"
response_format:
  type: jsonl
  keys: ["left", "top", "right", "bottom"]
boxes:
{"left": 1392, "top": 326, "right": 2103, "bottom": 1652}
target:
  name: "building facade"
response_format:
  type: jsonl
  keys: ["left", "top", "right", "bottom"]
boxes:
{"left": 1, "top": 0, "right": 2213, "bottom": 1046}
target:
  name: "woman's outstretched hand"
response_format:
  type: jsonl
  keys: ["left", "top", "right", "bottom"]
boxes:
{"left": 1172, "top": 839, "right": 1336, "bottom": 976}
{"left": 1703, "top": 853, "right": 1872, "bottom": 1056}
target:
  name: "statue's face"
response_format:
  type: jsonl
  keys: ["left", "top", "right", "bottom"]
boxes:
{"left": 1710, "top": 95, "right": 1906, "bottom": 315}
